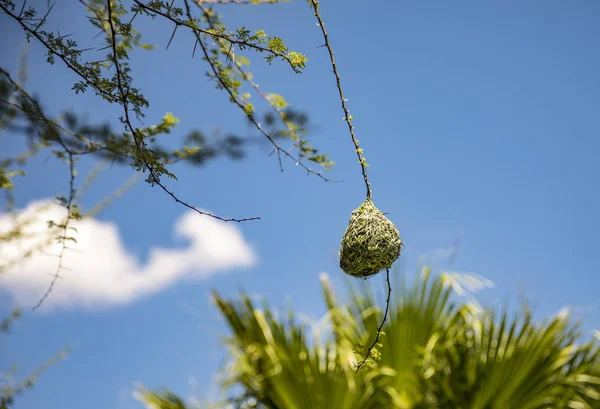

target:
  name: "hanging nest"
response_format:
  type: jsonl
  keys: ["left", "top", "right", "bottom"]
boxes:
{"left": 339, "top": 198, "right": 403, "bottom": 279}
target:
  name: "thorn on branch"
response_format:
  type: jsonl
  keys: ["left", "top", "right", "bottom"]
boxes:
{"left": 33, "top": 1, "right": 55, "bottom": 33}
{"left": 18, "top": 0, "right": 27, "bottom": 18}
{"left": 166, "top": 24, "right": 178, "bottom": 50}
{"left": 192, "top": 38, "right": 199, "bottom": 57}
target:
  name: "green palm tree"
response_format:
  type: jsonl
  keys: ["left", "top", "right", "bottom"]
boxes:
{"left": 140, "top": 267, "right": 600, "bottom": 409}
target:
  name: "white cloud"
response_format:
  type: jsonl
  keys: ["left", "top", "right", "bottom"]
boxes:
{"left": 0, "top": 199, "right": 257, "bottom": 312}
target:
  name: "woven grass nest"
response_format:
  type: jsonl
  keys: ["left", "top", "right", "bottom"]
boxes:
{"left": 339, "top": 198, "right": 403, "bottom": 279}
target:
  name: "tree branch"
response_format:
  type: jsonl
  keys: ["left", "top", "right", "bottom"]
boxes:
{"left": 133, "top": 0, "right": 295, "bottom": 70}
{"left": 0, "top": 2, "right": 117, "bottom": 103}
{"left": 105, "top": 0, "right": 258, "bottom": 223}
{"left": 185, "top": 0, "right": 334, "bottom": 181}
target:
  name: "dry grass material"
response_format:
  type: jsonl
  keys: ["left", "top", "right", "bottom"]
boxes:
{"left": 339, "top": 199, "right": 403, "bottom": 278}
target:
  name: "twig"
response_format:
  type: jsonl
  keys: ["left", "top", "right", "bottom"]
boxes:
{"left": 309, "top": 0, "right": 370, "bottom": 198}
{"left": 32, "top": 151, "right": 76, "bottom": 311}
{"left": 354, "top": 267, "right": 392, "bottom": 372}
{"left": 33, "top": 1, "right": 54, "bottom": 32}
{"left": 2, "top": 69, "right": 83, "bottom": 309}
{"left": 4, "top": 68, "right": 81, "bottom": 310}
{"left": 0, "top": 2, "right": 116, "bottom": 103}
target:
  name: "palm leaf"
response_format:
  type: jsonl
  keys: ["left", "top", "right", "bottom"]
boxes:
{"left": 212, "top": 290, "right": 386, "bottom": 409}
{"left": 139, "top": 268, "right": 600, "bottom": 409}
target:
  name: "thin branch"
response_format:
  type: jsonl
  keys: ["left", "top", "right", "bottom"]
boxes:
{"left": 354, "top": 268, "right": 392, "bottom": 372}
{"left": 33, "top": 1, "right": 54, "bottom": 32}
{"left": 309, "top": 0, "right": 370, "bottom": 198}
{"left": 166, "top": 24, "right": 178, "bottom": 50}
{"left": 32, "top": 151, "right": 76, "bottom": 311}
{"left": 235, "top": 64, "right": 331, "bottom": 177}
{"left": 194, "top": 1, "right": 337, "bottom": 180}
{"left": 17, "top": 0, "right": 27, "bottom": 18}
{"left": 133, "top": 0, "right": 295, "bottom": 69}
{"left": 184, "top": 0, "right": 334, "bottom": 181}
{"left": 1, "top": 69, "right": 82, "bottom": 310}
{"left": 0, "top": 2, "right": 117, "bottom": 103}
{"left": 105, "top": 0, "right": 259, "bottom": 223}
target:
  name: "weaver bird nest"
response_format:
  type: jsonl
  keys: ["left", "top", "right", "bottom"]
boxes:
{"left": 339, "top": 199, "right": 403, "bottom": 278}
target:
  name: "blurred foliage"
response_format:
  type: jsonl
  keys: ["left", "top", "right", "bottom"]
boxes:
{"left": 139, "top": 268, "right": 600, "bottom": 409}
{"left": 0, "top": 66, "right": 317, "bottom": 190}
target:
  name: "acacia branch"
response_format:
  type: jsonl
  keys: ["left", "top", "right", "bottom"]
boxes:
{"left": 133, "top": 0, "right": 295, "bottom": 69}
{"left": 105, "top": 0, "right": 258, "bottom": 223}
{"left": 0, "top": 2, "right": 117, "bottom": 103}
{"left": 182, "top": 0, "right": 333, "bottom": 181}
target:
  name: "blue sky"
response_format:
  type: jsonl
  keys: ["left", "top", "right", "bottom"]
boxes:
{"left": 1, "top": 0, "right": 600, "bottom": 408}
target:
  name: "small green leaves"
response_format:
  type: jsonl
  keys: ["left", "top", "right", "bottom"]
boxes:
{"left": 236, "top": 26, "right": 251, "bottom": 40}
{"left": 162, "top": 112, "right": 179, "bottom": 127}
{"left": 286, "top": 51, "right": 307, "bottom": 73}
{"left": 243, "top": 103, "right": 254, "bottom": 115}
{"left": 369, "top": 347, "right": 382, "bottom": 361}
{"left": 254, "top": 29, "right": 267, "bottom": 39}
{"left": 0, "top": 169, "right": 25, "bottom": 189}
{"left": 267, "top": 36, "right": 287, "bottom": 54}
{"left": 265, "top": 93, "right": 289, "bottom": 109}
{"left": 173, "top": 146, "right": 202, "bottom": 159}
